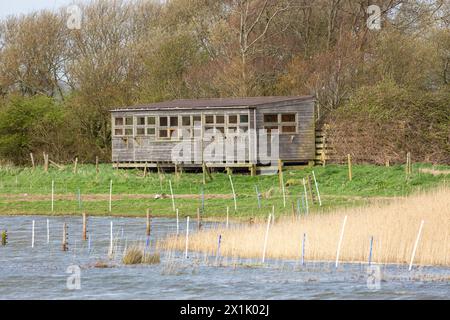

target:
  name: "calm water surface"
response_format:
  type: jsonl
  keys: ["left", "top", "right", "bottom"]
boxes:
{"left": 0, "top": 216, "right": 448, "bottom": 300}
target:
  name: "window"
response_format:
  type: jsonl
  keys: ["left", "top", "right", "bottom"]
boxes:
{"left": 137, "top": 117, "right": 146, "bottom": 126}
{"left": 282, "top": 126, "right": 296, "bottom": 133}
{"left": 125, "top": 117, "right": 133, "bottom": 125}
{"left": 115, "top": 128, "right": 123, "bottom": 136}
{"left": 182, "top": 116, "right": 191, "bottom": 126}
{"left": 205, "top": 115, "right": 214, "bottom": 124}
{"left": 170, "top": 116, "right": 178, "bottom": 126}
{"left": 147, "top": 128, "right": 155, "bottom": 135}
{"left": 159, "top": 117, "right": 168, "bottom": 126}
{"left": 159, "top": 130, "right": 168, "bottom": 138}
{"left": 136, "top": 128, "right": 145, "bottom": 136}
{"left": 228, "top": 115, "right": 238, "bottom": 124}
{"left": 263, "top": 113, "right": 297, "bottom": 134}
{"left": 282, "top": 114, "right": 295, "bottom": 122}
{"left": 240, "top": 115, "right": 248, "bottom": 123}
{"left": 264, "top": 114, "right": 278, "bottom": 123}
{"left": 125, "top": 128, "right": 133, "bottom": 136}
{"left": 216, "top": 115, "right": 225, "bottom": 124}
{"left": 115, "top": 117, "right": 124, "bottom": 126}
{"left": 193, "top": 116, "right": 201, "bottom": 125}
{"left": 147, "top": 116, "right": 156, "bottom": 125}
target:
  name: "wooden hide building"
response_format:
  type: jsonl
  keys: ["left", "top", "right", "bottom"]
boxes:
{"left": 110, "top": 96, "right": 316, "bottom": 173}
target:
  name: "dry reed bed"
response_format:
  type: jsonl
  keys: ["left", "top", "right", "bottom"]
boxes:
{"left": 162, "top": 187, "right": 450, "bottom": 266}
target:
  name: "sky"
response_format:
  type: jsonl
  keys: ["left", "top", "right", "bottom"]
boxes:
{"left": 0, "top": 0, "right": 88, "bottom": 19}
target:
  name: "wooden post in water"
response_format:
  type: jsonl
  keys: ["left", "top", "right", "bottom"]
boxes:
{"left": 46, "top": 219, "right": 50, "bottom": 244}
{"left": 146, "top": 209, "right": 151, "bottom": 237}
{"left": 31, "top": 220, "right": 35, "bottom": 248}
{"left": 82, "top": 212, "right": 87, "bottom": 241}
{"left": 62, "top": 223, "right": 68, "bottom": 251}
{"left": 185, "top": 217, "right": 190, "bottom": 259}
{"left": 197, "top": 208, "right": 202, "bottom": 231}
{"left": 30, "top": 153, "right": 35, "bottom": 170}
{"left": 347, "top": 154, "right": 352, "bottom": 181}
{"left": 301, "top": 233, "right": 306, "bottom": 266}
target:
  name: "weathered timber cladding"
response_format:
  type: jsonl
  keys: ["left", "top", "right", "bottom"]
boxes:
{"left": 111, "top": 96, "right": 315, "bottom": 165}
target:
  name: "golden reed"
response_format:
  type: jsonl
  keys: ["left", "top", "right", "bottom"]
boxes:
{"left": 162, "top": 187, "right": 450, "bottom": 266}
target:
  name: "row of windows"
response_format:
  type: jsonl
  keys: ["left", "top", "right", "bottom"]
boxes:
{"left": 263, "top": 113, "right": 297, "bottom": 134}
{"left": 113, "top": 113, "right": 297, "bottom": 138}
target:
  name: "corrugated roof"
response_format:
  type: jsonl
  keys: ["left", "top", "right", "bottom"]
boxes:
{"left": 111, "top": 96, "right": 314, "bottom": 111}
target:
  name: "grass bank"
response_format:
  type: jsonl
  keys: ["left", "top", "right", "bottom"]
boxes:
{"left": 0, "top": 163, "right": 448, "bottom": 218}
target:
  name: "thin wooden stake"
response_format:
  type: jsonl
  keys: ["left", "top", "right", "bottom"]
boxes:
{"left": 197, "top": 208, "right": 202, "bottom": 231}
{"left": 185, "top": 217, "right": 190, "bottom": 259}
{"left": 169, "top": 180, "right": 175, "bottom": 212}
{"left": 262, "top": 213, "right": 272, "bottom": 263}
{"left": 62, "top": 222, "right": 68, "bottom": 251}
{"left": 73, "top": 157, "right": 78, "bottom": 174}
{"left": 368, "top": 236, "right": 374, "bottom": 266}
{"left": 46, "top": 219, "right": 50, "bottom": 244}
{"left": 176, "top": 208, "right": 179, "bottom": 237}
{"left": 31, "top": 220, "right": 35, "bottom": 248}
{"left": 347, "top": 154, "right": 352, "bottom": 181}
{"left": 255, "top": 185, "right": 261, "bottom": 209}
{"left": 146, "top": 209, "right": 151, "bottom": 237}
{"left": 301, "top": 233, "right": 306, "bottom": 266}
{"left": 82, "top": 212, "right": 87, "bottom": 241}
{"left": 95, "top": 156, "right": 100, "bottom": 176}
{"left": 409, "top": 220, "right": 424, "bottom": 271}
{"left": 108, "top": 221, "right": 113, "bottom": 257}
{"left": 226, "top": 206, "right": 229, "bottom": 229}
{"left": 312, "top": 171, "right": 322, "bottom": 206}
{"left": 109, "top": 179, "right": 113, "bottom": 213}
{"left": 30, "top": 153, "right": 35, "bottom": 170}
{"left": 335, "top": 215, "right": 348, "bottom": 268}
{"left": 229, "top": 175, "right": 237, "bottom": 212}
{"left": 51, "top": 180, "right": 55, "bottom": 212}
{"left": 302, "top": 178, "right": 309, "bottom": 214}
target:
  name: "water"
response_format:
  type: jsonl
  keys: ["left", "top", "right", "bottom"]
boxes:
{"left": 0, "top": 216, "right": 449, "bottom": 300}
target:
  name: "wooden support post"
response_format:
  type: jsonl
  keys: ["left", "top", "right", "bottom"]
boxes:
{"left": 197, "top": 208, "right": 202, "bottom": 231}
{"left": 143, "top": 162, "right": 147, "bottom": 178}
{"left": 347, "top": 154, "right": 352, "bottom": 181}
{"left": 385, "top": 159, "right": 390, "bottom": 167}
{"left": 82, "top": 212, "right": 87, "bottom": 241}
{"left": 43, "top": 152, "right": 49, "bottom": 173}
{"left": 62, "top": 223, "right": 68, "bottom": 252}
{"left": 146, "top": 209, "right": 151, "bottom": 237}
{"left": 226, "top": 167, "right": 232, "bottom": 176}
{"left": 307, "top": 175, "right": 315, "bottom": 204}
{"left": 277, "top": 159, "right": 283, "bottom": 188}
{"left": 30, "top": 153, "right": 35, "bottom": 170}
{"left": 95, "top": 156, "right": 99, "bottom": 174}
{"left": 73, "top": 157, "right": 78, "bottom": 174}
{"left": 250, "top": 164, "right": 256, "bottom": 177}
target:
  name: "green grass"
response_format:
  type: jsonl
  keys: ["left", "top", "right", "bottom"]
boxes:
{"left": 0, "top": 163, "right": 448, "bottom": 218}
